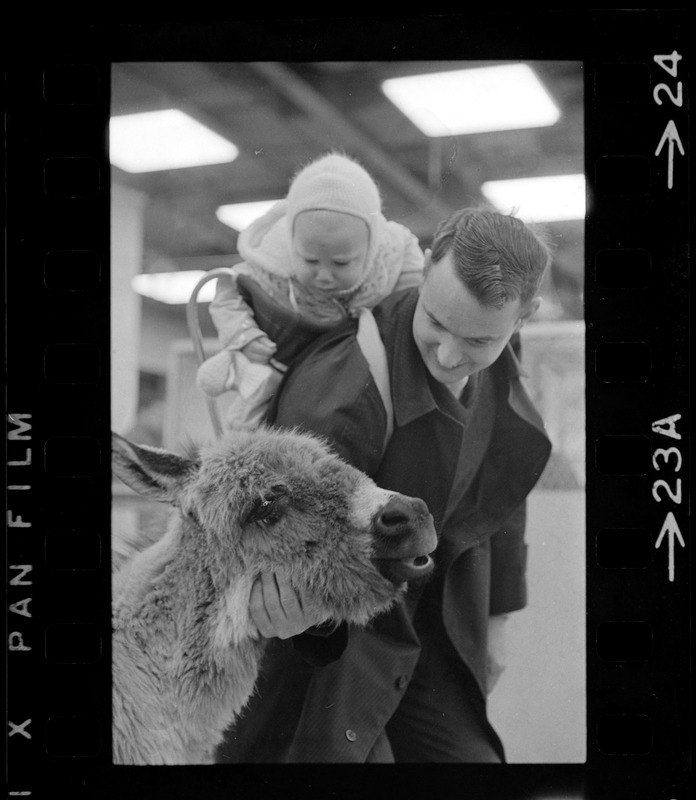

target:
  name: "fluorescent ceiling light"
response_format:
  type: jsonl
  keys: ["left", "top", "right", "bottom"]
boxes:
{"left": 381, "top": 64, "right": 561, "bottom": 137}
{"left": 132, "top": 270, "right": 220, "bottom": 305}
{"left": 110, "top": 109, "right": 238, "bottom": 173}
{"left": 216, "top": 200, "right": 280, "bottom": 231}
{"left": 481, "top": 174, "right": 586, "bottom": 222}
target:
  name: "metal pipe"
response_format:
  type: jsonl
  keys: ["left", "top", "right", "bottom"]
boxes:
{"left": 186, "top": 268, "right": 238, "bottom": 439}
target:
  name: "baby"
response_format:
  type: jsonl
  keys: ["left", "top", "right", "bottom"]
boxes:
{"left": 196, "top": 152, "right": 424, "bottom": 427}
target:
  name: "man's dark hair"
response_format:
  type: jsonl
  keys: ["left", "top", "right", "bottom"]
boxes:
{"left": 428, "top": 207, "right": 552, "bottom": 308}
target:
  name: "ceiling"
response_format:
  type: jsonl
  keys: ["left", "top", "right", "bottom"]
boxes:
{"left": 110, "top": 59, "right": 585, "bottom": 319}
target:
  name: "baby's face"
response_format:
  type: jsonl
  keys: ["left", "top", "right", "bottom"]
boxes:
{"left": 292, "top": 210, "right": 369, "bottom": 294}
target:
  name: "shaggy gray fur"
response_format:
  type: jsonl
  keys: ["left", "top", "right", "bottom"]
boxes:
{"left": 112, "top": 426, "right": 436, "bottom": 764}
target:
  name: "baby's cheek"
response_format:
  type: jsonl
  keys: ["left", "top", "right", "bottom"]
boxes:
{"left": 292, "top": 262, "right": 312, "bottom": 282}
{"left": 335, "top": 263, "right": 363, "bottom": 289}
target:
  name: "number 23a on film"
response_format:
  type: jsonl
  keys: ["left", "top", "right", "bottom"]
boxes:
{"left": 651, "top": 413, "right": 685, "bottom": 582}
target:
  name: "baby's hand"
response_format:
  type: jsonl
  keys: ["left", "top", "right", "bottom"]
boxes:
{"left": 242, "top": 335, "right": 277, "bottom": 364}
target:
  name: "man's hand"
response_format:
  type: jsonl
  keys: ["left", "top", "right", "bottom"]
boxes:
{"left": 486, "top": 613, "right": 509, "bottom": 694}
{"left": 242, "top": 335, "right": 277, "bottom": 364}
{"left": 249, "top": 571, "right": 329, "bottom": 639}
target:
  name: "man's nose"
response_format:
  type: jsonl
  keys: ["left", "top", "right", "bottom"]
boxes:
{"left": 436, "top": 337, "right": 463, "bottom": 368}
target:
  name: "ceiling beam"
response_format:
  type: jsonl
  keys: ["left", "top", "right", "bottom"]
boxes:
{"left": 140, "top": 189, "right": 239, "bottom": 261}
{"left": 247, "top": 61, "right": 454, "bottom": 225}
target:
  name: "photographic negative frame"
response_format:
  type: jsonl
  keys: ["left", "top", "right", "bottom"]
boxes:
{"left": 5, "top": 12, "right": 690, "bottom": 799}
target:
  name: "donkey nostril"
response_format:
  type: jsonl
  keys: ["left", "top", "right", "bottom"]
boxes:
{"left": 379, "top": 507, "right": 411, "bottom": 527}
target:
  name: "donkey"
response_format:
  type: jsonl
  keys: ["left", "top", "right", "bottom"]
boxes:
{"left": 112, "top": 427, "right": 436, "bottom": 764}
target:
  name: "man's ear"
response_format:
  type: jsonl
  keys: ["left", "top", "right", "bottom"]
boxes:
{"left": 111, "top": 432, "right": 198, "bottom": 504}
{"left": 419, "top": 249, "right": 432, "bottom": 290}
{"left": 514, "top": 296, "right": 542, "bottom": 332}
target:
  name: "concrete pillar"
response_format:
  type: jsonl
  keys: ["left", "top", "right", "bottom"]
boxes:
{"left": 110, "top": 182, "right": 146, "bottom": 435}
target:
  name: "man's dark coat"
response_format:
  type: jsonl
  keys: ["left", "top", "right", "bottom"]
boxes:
{"left": 218, "top": 288, "right": 551, "bottom": 763}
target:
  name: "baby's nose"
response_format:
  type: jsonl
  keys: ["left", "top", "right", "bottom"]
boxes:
{"left": 315, "top": 265, "right": 333, "bottom": 282}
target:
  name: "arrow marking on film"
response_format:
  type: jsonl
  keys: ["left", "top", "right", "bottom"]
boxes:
{"left": 655, "top": 120, "right": 685, "bottom": 189}
{"left": 655, "top": 511, "right": 685, "bottom": 582}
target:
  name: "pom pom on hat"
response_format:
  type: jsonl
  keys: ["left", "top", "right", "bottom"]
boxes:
{"left": 285, "top": 153, "right": 383, "bottom": 258}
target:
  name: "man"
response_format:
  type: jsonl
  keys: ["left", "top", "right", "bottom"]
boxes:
{"left": 218, "top": 207, "right": 552, "bottom": 763}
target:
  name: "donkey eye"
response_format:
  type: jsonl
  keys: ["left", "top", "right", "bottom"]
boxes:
{"left": 246, "top": 493, "right": 285, "bottom": 526}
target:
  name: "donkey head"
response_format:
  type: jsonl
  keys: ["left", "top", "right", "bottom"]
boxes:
{"left": 112, "top": 427, "right": 437, "bottom": 628}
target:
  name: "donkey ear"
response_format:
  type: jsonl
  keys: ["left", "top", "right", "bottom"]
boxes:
{"left": 111, "top": 432, "right": 198, "bottom": 503}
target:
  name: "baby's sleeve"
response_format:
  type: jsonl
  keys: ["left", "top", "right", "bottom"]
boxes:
{"left": 208, "top": 265, "right": 266, "bottom": 350}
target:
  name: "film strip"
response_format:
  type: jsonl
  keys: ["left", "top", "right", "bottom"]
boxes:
{"left": 5, "top": 13, "right": 691, "bottom": 799}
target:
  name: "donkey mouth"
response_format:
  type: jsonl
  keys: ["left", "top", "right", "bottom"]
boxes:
{"left": 374, "top": 554, "right": 435, "bottom": 584}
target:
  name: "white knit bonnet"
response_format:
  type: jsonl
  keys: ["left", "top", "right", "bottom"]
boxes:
{"left": 285, "top": 153, "right": 383, "bottom": 271}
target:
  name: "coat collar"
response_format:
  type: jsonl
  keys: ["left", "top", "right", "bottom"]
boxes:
{"left": 382, "top": 291, "right": 440, "bottom": 428}
{"left": 377, "top": 289, "right": 535, "bottom": 431}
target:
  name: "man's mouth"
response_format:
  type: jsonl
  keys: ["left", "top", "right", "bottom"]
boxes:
{"left": 434, "top": 359, "right": 468, "bottom": 374}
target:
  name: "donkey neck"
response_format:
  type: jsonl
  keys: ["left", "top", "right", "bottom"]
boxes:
{"left": 113, "top": 514, "right": 266, "bottom": 763}
{"left": 116, "top": 511, "right": 259, "bottom": 651}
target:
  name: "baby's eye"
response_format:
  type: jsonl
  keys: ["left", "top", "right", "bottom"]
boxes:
{"left": 468, "top": 338, "right": 492, "bottom": 347}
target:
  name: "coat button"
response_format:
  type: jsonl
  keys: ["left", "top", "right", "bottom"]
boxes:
{"left": 396, "top": 675, "right": 409, "bottom": 690}
{"left": 345, "top": 729, "right": 357, "bottom": 742}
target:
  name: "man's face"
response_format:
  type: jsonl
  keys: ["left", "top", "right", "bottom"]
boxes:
{"left": 412, "top": 251, "right": 529, "bottom": 385}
